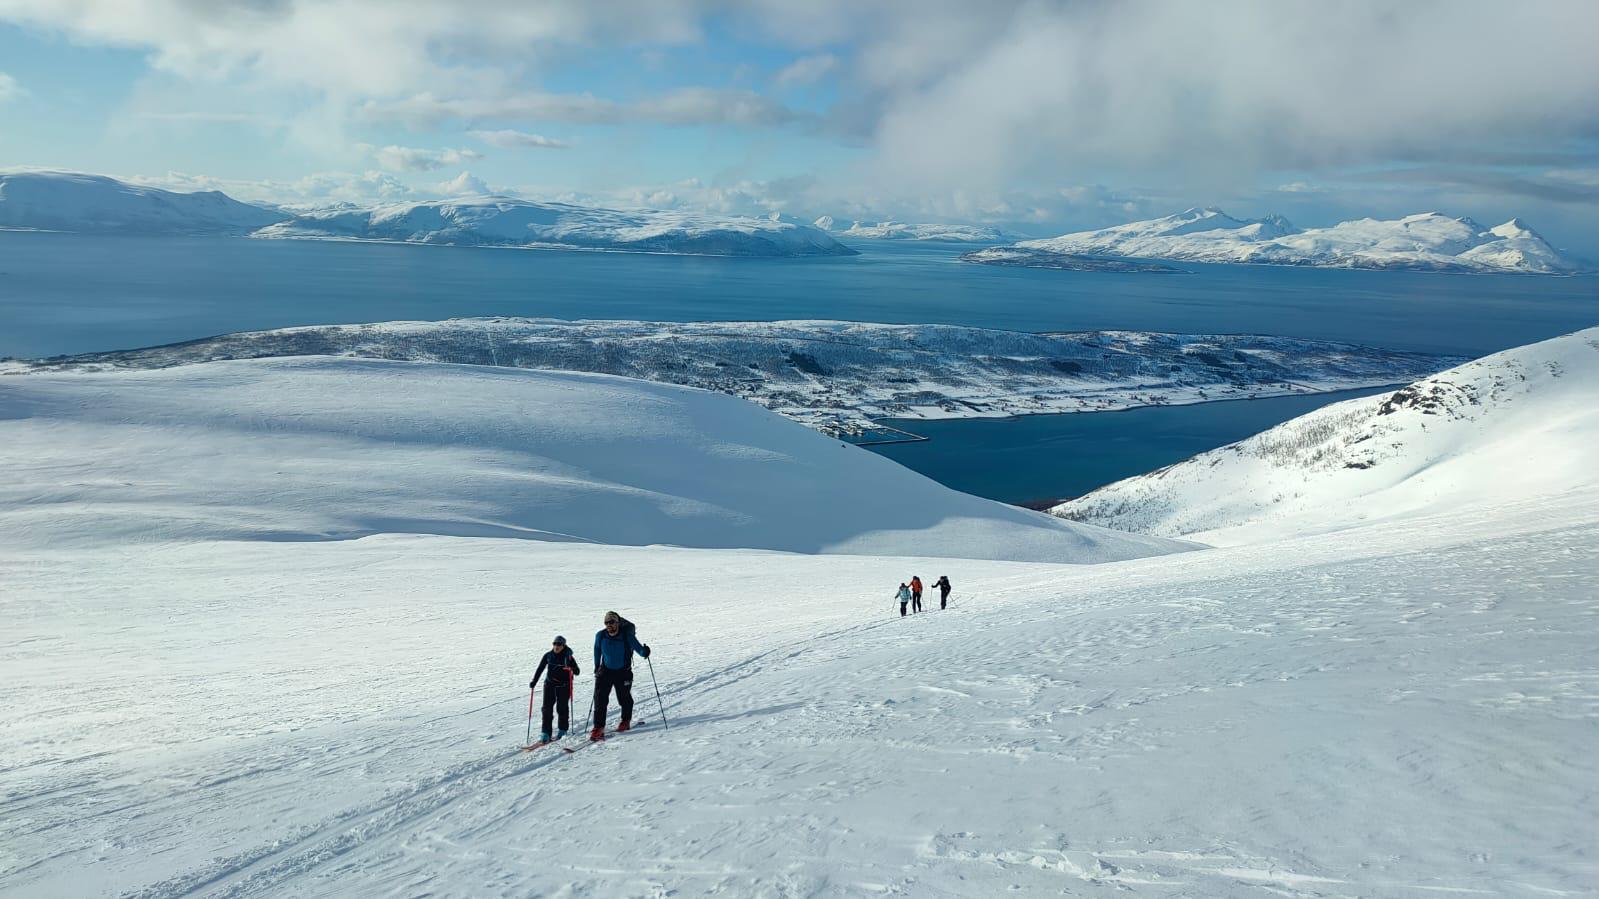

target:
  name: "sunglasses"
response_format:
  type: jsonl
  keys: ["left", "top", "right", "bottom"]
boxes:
{"left": 605, "top": 620, "right": 619, "bottom": 626}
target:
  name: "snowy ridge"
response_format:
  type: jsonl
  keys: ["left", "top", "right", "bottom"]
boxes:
{"left": 0, "top": 356, "right": 1189, "bottom": 562}
{"left": 979, "top": 207, "right": 1586, "bottom": 273}
{"left": 1053, "top": 327, "right": 1599, "bottom": 544}
{"left": 9, "top": 319, "right": 1462, "bottom": 436}
{"left": 260, "top": 196, "right": 855, "bottom": 257}
{"left": 820, "top": 217, "right": 1009, "bottom": 242}
{"left": 0, "top": 170, "right": 283, "bottom": 235}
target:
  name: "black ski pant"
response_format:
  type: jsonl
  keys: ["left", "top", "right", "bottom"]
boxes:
{"left": 912, "top": 590, "right": 923, "bottom": 612}
{"left": 900, "top": 601, "right": 908, "bottom": 617}
{"left": 593, "top": 665, "right": 634, "bottom": 729}
{"left": 940, "top": 587, "right": 950, "bottom": 609}
{"left": 541, "top": 682, "right": 572, "bottom": 734}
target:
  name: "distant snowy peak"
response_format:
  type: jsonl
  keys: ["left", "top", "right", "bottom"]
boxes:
{"left": 821, "top": 218, "right": 1008, "bottom": 242}
{"left": 0, "top": 170, "right": 284, "bottom": 235}
{"left": 1053, "top": 327, "right": 1599, "bottom": 543}
{"left": 261, "top": 195, "right": 856, "bottom": 257}
{"left": 999, "top": 208, "right": 1583, "bottom": 274}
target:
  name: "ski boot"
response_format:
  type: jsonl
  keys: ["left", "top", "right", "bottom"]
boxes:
{"left": 539, "top": 731, "right": 552, "bottom": 744}
{"left": 589, "top": 726, "right": 605, "bottom": 742}
{"left": 556, "top": 728, "right": 568, "bottom": 740}
{"left": 617, "top": 717, "right": 632, "bottom": 733}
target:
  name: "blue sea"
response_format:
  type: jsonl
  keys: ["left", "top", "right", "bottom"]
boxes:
{"left": 3, "top": 231, "right": 1593, "bottom": 502}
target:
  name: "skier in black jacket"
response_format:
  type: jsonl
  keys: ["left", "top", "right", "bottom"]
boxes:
{"left": 934, "top": 575, "right": 952, "bottom": 609}
{"left": 529, "top": 635, "right": 581, "bottom": 743}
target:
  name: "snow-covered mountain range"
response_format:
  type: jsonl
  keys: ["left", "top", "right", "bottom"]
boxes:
{"left": 817, "top": 216, "right": 1008, "bottom": 242}
{"left": 971, "top": 207, "right": 1585, "bottom": 274}
{"left": 0, "top": 170, "right": 283, "bottom": 235}
{"left": 0, "top": 171, "right": 854, "bottom": 257}
{"left": 264, "top": 196, "right": 855, "bottom": 256}
{"left": 1053, "top": 326, "right": 1599, "bottom": 544}
{"left": 10, "top": 319, "right": 1461, "bottom": 437}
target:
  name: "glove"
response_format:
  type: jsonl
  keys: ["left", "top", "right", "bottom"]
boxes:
{"left": 529, "top": 679, "right": 537, "bottom": 689}
{"left": 640, "top": 645, "right": 651, "bottom": 658}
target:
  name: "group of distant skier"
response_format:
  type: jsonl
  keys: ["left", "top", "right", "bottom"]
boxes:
{"left": 527, "top": 611, "right": 652, "bottom": 747}
{"left": 895, "top": 574, "right": 951, "bottom": 616}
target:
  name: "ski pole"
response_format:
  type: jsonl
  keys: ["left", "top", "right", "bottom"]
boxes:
{"left": 525, "top": 685, "right": 535, "bottom": 746}
{"left": 646, "top": 657, "right": 668, "bottom": 730}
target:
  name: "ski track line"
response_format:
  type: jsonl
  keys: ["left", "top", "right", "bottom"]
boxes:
{"left": 135, "top": 745, "right": 567, "bottom": 899}
{"left": 127, "top": 619, "right": 891, "bottom": 898}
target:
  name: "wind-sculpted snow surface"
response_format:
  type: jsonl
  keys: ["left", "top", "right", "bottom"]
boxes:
{"left": 257, "top": 196, "right": 855, "bottom": 257}
{"left": 0, "top": 170, "right": 283, "bottom": 235}
{"left": 1054, "top": 327, "right": 1599, "bottom": 544}
{"left": 2, "top": 486, "right": 1595, "bottom": 897}
{"left": 977, "top": 207, "right": 1586, "bottom": 274}
{"left": 0, "top": 356, "right": 1189, "bottom": 562}
{"left": 10, "top": 319, "right": 1460, "bottom": 437}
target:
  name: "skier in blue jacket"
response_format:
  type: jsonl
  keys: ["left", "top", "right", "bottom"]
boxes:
{"left": 590, "top": 611, "right": 650, "bottom": 741}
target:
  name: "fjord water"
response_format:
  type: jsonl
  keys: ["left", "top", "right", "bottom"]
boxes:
{"left": 3, "top": 232, "right": 1592, "bottom": 504}
{"left": 2, "top": 231, "right": 1594, "bottom": 359}
{"left": 867, "top": 387, "right": 1393, "bottom": 505}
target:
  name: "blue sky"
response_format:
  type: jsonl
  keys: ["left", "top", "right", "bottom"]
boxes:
{"left": 2, "top": 2, "right": 1597, "bottom": 251}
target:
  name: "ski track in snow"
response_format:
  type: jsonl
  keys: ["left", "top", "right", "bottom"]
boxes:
{"left": 4, "top": 489, "right": 1597, "bottom": 897}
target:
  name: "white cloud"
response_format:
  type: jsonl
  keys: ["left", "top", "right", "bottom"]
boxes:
{"left": 365, "top": 88, "right": 803, "bottom": 129}
{"left": 774, "top": 53, "right": 836, "bottom": 87}
{"left": 375, "top": 145, "right": 483, "bottom": 172}
{"left": 5, "top": 0, "right": 1599, "bottom": 223}
{"left": 136, "top": 111, "right": 270, "bottom": 124}
{"left": 469, "top": 129, "right": 570, "bottom": 149}
{"left": 853, "top": 1, "right": 1599, "bottom": 195}
{"left": 436, "top": 171, "right": 493, "bottom": 196}
{"left": 0, "top": 1, "right": 707, "bottom": 98}
{"left": 0, "top": 71, "right": 23, "bottom": 102}
{"left": 123, "top": 169, "right": 417, "bottom": 206}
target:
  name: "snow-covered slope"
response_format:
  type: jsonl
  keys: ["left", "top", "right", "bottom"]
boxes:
{"left": 259, "top": 196, "right": 855, "bottom": 256}
{"left": 0, "top": 356, "right": 1187, "bottom": 562}
{"left": 1054, "top": 327, "right": 1599, "bottom": 544}
{"left": 823, "top": 218, "right": 1008, "bottom": 242}
{"left": 11, "top": 319, "right": 1459, "bottom": 437}
{"left": 3, "top": 471, "right": 1594, "bottom": 897}
{"left": 989, "top": 207, "right": 1585, "bottom": 273}
{"left": 0, "top": 170, "right": 284, "bottom": 235}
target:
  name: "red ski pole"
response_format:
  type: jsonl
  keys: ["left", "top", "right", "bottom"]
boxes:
{"left": 525, "top": 685, "right": 535, "bottom": 747}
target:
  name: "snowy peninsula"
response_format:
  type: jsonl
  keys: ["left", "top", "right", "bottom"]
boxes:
{"left": 12, "top": 319, "right": 1462, "bottom": 437}
{"left": 969, "top": 207, "right": 1585, "bottom": 274}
